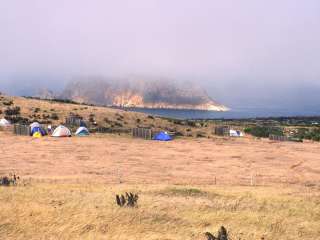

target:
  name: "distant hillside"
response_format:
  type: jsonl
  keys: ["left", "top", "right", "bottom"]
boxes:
{"left": 59, "top": 78, "right": 229, "bottom": 111}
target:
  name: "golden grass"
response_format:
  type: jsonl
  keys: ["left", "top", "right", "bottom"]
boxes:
{"left": 1, "top": 183, "right": 319, "bottom": 240}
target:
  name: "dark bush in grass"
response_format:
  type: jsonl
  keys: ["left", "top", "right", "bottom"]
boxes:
{"left": 89, "top": 114, "right": 95, "bottom": 123}
{"left": 3, "top": 100, "right": 14, "bottom": 106}
{"left": 104, "top": 118, "right": 112, "bottom": 124}
{"left": 116, "top": 192, "right": 139, "bottom": 207}
{"left": 114, "top": 122, "right": 123, "bottom": 127}
{"left": 172, "top": 119, "right": 185, "bottom": 125}
{"left": 187, "top": 121, "right": 197, "bottom": 127}
{"left": 205, "top": 226, "right": 228, "bottom": 240}
{"left": 50, "top": 113, "right": 59, "bottom": 120}
{"left": 34, "top": 107, "right": 41, "bottom": 113}
{"left": 4, "top": 106, "right": 21, "bottom": 116}
{"left": 42, "top": 114, "right": 50, "bottom": 119}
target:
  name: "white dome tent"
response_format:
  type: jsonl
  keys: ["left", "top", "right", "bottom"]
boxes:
{"left": 229, "top": 129, "right": 244, "bottom": 137}
{"left": 52, "top": 125, "right": 72, "bottom": 137}
{"left": 0, "top": 118, "right": 11, "bottom": 127}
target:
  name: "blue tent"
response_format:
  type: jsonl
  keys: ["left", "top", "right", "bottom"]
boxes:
{"left": 153, "top": 131, "right": 172, "bottom": 141}
{"left": 31, "top": 126, "right": 46, "bottom": 136}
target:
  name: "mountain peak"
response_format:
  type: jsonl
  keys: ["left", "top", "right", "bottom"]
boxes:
{"left": 60, "top": 77, "right": 229, "bottom": 111}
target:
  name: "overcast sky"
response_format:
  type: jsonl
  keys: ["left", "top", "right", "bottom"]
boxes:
{"left": 1, "top": 1, "right": 320, "bottom": 109}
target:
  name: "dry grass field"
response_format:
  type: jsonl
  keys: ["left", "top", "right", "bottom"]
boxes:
{"left": 0, "top": 133, "right": 320, "bottom": 239}
{"left": 0, "top": 133, "right": 319, "bottom": 186}
{"left": 1, "top": 183, "right": 319, "bottom": 240}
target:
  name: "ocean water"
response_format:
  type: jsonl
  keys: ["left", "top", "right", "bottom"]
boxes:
{"left": 128, "top": 107, "right": 320, "bottom": 120}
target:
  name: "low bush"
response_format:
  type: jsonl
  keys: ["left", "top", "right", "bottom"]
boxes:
{"left": 2, "top": 100, "right": 13, "bottom": 106}
{"left": 4, "top": 106, "right": 21, "bottom": 116}
{"left": 114, "top": 122, "right": 123, "bottom": 127}
{"left": 115, "top": 192, "right": 139, "bottom": 207}
{"left": 204, "top": 226, "right": 228, "bottom": 240}
{"left": 42, "top": 114, "right": 50, "bottom": 119}
{"left": 89, "top": 114, "right": 95, "bottom": 120}
{"left": 244, "top": 126, "right": 283, "bottom": 138}
{"left": 296, "top": 128, "right": 320, "bottom": 141}
{"left": 173, "top": 119, "right": 185, "bottom": 125}
{"left": 34, "top": 107, "right": 41, "bottom": 113}
{"left": 187, "top": 121, "right": 197, "bottom": 127}
{"left": 50, "top": 113, "right": 59, "bottom": 120}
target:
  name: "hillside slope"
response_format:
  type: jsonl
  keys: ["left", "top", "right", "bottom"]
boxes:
{"left": 0, "top": 94, "right": 214, "bottom": 137}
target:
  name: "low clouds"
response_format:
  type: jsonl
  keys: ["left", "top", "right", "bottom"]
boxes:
{"left": 0, "top": 0, "right": 319, "bottom": 108}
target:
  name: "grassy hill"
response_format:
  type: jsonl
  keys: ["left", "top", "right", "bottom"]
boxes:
{"left": 0, "top": 94, "right": 213, "bottom": 137}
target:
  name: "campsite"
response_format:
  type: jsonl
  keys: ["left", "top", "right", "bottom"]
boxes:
{"left": 2, "top": 1, "right": 320, "bottom": 238}
{"left": 0, "top": 95, "right": 320, "bottom": 240}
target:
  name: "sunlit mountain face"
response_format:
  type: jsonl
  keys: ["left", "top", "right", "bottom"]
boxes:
{"left": 59, "top": 77, "right": 229, "bottom": 111}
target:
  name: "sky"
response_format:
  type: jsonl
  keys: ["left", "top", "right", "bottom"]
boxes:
{"left": 0, "top": 0, "right": 320, "bottom": 109}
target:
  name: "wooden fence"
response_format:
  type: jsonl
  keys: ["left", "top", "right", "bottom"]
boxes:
{"left": 132, "top": 128, "right": 153, "bottom": 140}
{"left": 13, "top": 124, "right": 30, "bottom": 136}
{"left": 65, "top": 116, "right": 87, "bottom": 127}
{"left": 214, "top": 126, "right": 230, "bottom": 136}
{"left": 269, "top": 134, "right": 289, "bottom": 142}
{"left": 94, "top": 127, "right": 130, "bottom": 134}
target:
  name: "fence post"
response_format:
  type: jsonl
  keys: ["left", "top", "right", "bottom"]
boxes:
{"left": 250, "top": 173, "right": 254, "bottom": 186}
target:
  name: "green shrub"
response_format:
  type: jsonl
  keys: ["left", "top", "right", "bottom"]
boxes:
{"left": 293, "top": 128, "right": 320, "bottom": 141}
{"left": 244, "top": 126, "right": 283, "bottom": 138}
